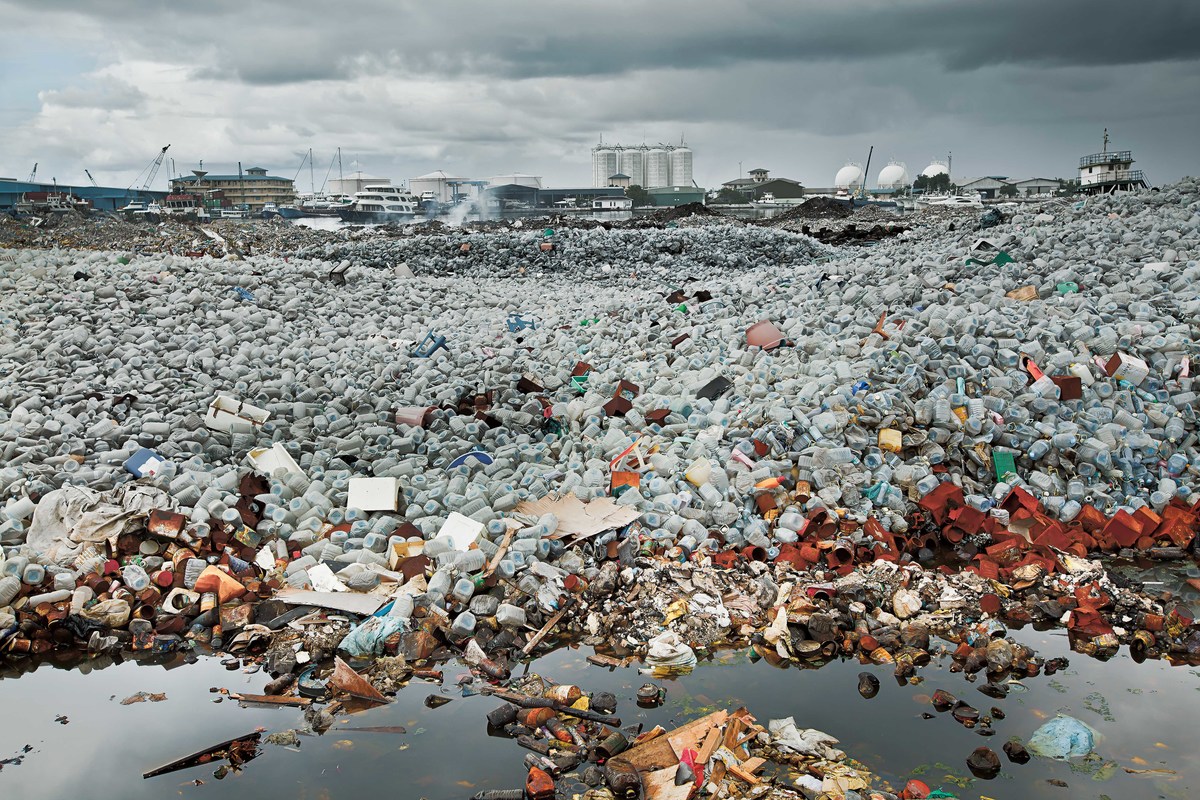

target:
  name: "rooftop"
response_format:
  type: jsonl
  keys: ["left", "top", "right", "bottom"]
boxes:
{"left": 172, "top": 173, "right": 291, "bottom": 182}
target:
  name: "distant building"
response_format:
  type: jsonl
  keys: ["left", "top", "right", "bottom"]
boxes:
{"left": 955, "top": 176, "right": 1011, "bottom": 199}
{"left": 409, "top": 170, "right": 462, "bottom": 203}
{"left": 607, "top": 173, "right": 632, "bottom": 188}
{"left": 0, "top": 177, "right": 166, "bottom": 211}
{"left": 327, "top": 171, "right": 390, "bottom": 197}
{"left": 594, "top": 196, "right": 633, "bottom": 210}
{"left": 168, "top": 166, "right": 294, "bottom": 211}
{"left": 1009, "top": 177, "right": 1064, "bottom": 196}
{"left": 647, "top": 186, "right": 706, "bottom": 207}
{"left": 481, "top": 184, "right": 623, "bottom": 210}
{"left": 721, "top": 169, "right": 804, "bottom": 200}
{"left": 488, "top": 173, "right": 543, "bottom": 189}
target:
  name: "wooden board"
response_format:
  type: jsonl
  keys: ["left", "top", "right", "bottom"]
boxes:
{"left": 616, "top": 710, "right": 727, "bottom": 773}
{"left": 642, "top": 765, "right": 696, "bottom": 800}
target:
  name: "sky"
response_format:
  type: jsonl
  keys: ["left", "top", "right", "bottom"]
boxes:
{"left": 1, "top": 0, "right": 1198, "bottom": 192}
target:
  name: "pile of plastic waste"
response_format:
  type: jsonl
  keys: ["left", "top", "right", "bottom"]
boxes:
{"left": 1, "top": 182, "right": 1199, "bottom": 685}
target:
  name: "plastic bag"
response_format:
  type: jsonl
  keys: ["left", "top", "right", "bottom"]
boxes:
{"left": 768, "top": 717, "right": 846, "bottom": 760}
{"left": 643, "top": 630, "right": 697, "bottom": 674}
{"left": 338, "top": 615, "right": 409, "bottom": 657}
{"left": 1027, "top": 715, "right": 1097, "bottom": 760}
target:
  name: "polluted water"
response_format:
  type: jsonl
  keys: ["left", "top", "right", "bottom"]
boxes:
{"left": 0, "top": 181, "right": 1199, "bottom": 800}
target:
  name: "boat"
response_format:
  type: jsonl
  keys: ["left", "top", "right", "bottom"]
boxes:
{"left": 920, "top": 193, "right": 982, "bottom": 208}
{"left": 163, "top": 193, "right": 210, "bottom": 220}
{"left": 260, "top": 202, "right": 280, "bottom": 219}
{"left": 750, "top": 193, "right": 779, "bottom": 209}
{"left": 1077, "top": 128, "right": 1147, "bottom": 195}
{"left": 337, "top": 184, "right": 419, "bottom": 223}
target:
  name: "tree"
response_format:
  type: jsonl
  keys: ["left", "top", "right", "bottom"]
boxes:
{"left": 711, "top": 187, "right": 749, "bottom": 205}
{"left": 1054, "top": 178, "right": 1080, "bottom": 197}
{"left": 999, "top": 183, "right": 1018, "bottom": 198}
{"left": 912, "top": 173, "right": 952, "bottom": 193}
{"left": 625, "top": 185, "right": 652, "bottom": 207}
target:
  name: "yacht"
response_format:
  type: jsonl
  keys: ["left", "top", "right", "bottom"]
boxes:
{"left": 919, "top": 193, "right": 982, "bottom": 208}
{"left": 337, "top": 184, "right": 419, "bottom": 223}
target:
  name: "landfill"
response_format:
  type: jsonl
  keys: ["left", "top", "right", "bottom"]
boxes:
{"left": 2, "top": 180, "right": 1200, "bottom": 796}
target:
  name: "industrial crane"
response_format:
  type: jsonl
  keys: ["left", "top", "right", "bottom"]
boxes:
{"left": 85, "top": 169, "right": 99, "bottom": 187}
{"left": 28, "top": 163, "right": 37, "bottom": 183}
{"left": 128, "top": 145, "right": 171, "bottom": 196}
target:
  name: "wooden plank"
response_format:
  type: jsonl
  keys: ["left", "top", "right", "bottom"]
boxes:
{"left": 667, "top": 711, "right": 727, "bottom": 762}
{"left": 618, "top": 711, "right": 726, "bottom": 774}
{"left": 723, "top": 717, "right": 744, "bottom": 752}
{"left": 726, "top": 762, "right": 761, "bottom": 786}
{"left": 484, "top": 525, "right": 517, "bottom": 577}
{"left": 229, "top": 693, "right": 311, "bottom": 707}
{"left": 520, "top": 599, "right": 575, "bottom": 655}
{"left": 697, "top": 726, "right": 723, "bottom": 764}
{"left": 642, "top": 766, "right": 695, "bottom": 800}
{"left": 741, "top": 757, "right": 766, "bottom": 775}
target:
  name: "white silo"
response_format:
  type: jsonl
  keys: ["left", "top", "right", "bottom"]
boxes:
{"left": 592, "top": 148, "right": 617, "bottom": 188}
{"left": 645, "top": 148, "right": 669, "bottom": 188}
{"left": 921, "top": 160, "right": 949, "bottom": 178}
{"left": 619, "top": 148, "right": 645, "bottom": 187}
{"left": 834, "top": 163, "right": 864, "bottom": 190}
{"left": 669, "top": 146, "right": 693, "bottom": 187}
{"left": 877, "top": 161, "right": 909, "bottom": 189}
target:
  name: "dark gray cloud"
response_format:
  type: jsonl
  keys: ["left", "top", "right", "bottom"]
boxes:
{"left": 1, "top": 0, "right": 1198, "bottom": 189}
{"left": 7, "top": 0, "right": 1199, "bottom": 84}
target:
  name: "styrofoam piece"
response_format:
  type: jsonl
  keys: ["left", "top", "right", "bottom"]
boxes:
{"left": 436, "top": 512, "right": 484, "bottom": 551}
{"left": 205, "top": 395, "right": 270, "bottom": 432}
{"left": 248, "top": 442, "right": 303, "bottom": 476}
{"left": 347, "top": 477, "right": 401, "bottom": 512}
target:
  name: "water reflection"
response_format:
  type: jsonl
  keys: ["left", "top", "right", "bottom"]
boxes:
{"left": 0, "top": 626, "right": 1194, "bottom": 800}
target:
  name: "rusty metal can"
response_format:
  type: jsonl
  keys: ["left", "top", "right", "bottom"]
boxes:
{"left": 594, "top": 731, "right": 629, "bottom": 761}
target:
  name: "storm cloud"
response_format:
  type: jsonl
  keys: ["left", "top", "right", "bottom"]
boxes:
{"left": 2, "top": 0, "right": 1197, "bottom": 189}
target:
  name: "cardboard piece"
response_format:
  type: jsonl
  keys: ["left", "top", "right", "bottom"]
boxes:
{"left": 347, "top": 477, "right": 401, "bottom": 512}
{"left": 515, "top": 495, "right": 641, "bottom": 542}
{"left": 1105, "top": 352, "right": 1150, "bottom": 386}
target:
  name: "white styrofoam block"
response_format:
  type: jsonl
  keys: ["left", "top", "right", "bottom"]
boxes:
{"left": 347, "top": 477, "right": 401, "bottom": 512}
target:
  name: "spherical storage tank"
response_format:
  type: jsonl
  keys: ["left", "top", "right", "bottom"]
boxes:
{"left": 669, "top": 147, "right": 693, "bottom": 187}
{"left": 921, "top": 161, "right": 949, "bottom": 178}
{"left": 834, "top": 163, "right": 864, "bottom": 190}
{"left": 877, "top": 162, "right": 909, "bottom": 188}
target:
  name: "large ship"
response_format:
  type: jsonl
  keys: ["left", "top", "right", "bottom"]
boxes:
{"left": 336, "top": 184, "right": 419, "bottom": 223}
{"left": 1077, "top": 129, "right": 1147, "bottom": 195}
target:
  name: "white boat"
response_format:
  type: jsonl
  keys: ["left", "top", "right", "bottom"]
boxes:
{"left": 920, "top": 193, "right": 982, "bottom": 208}
{"left": 750, "top": 192, "right": 779, "bottom": 209}
{"left": 337, "top": 184, "right": 419, "bottom": 223}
